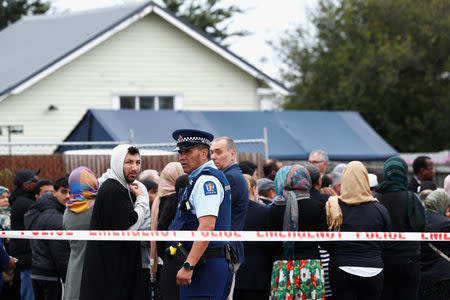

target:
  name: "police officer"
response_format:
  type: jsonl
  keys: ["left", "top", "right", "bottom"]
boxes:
{"left": 169, "top": 129, "right": 233, "bottom": 299}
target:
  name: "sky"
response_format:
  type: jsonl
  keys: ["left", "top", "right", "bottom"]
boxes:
{"left": 49, "top": 0, "right": 319, "bottom": 80}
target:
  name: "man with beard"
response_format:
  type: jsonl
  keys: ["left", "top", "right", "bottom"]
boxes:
{"left": 79, "top": 145, "right": 149, "bottom": 300}
{"left": 10, "top": 168, "right": 40, "bottom": 300}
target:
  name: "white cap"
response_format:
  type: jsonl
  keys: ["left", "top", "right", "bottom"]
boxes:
{"left": 368, "top": 173, "right": 378, "bottom": 188}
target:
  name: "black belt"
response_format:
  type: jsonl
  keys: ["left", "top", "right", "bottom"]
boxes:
{"left": 205, "top": 247, "right": 225, "bottom": 259}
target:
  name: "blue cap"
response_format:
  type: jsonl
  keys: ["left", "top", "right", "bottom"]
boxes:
{"left": 172, "top": 129, "right": 214, "bottom": 151}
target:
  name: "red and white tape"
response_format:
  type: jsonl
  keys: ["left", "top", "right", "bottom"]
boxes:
{"left": 1, "top": 230, "right": 449, "bottom": 242}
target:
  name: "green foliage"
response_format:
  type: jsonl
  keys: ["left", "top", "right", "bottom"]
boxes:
{"left": 0, "top": 0, "right": 50, "bottom": 30}
{"left": 162, "top": 0, "right": 249, "bottom": 44}
{"left": 276, "top": 0, "right": 450, "bottom": 152}
{"left": 0, "top": 168, "right": 14, "bottom": 190}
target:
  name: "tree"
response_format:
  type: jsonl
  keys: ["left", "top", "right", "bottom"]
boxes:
{"left": 0, "top": 0, "right": 50, "bottom": 31}
{"left": 162, "top": 0, "right": 248, "bottom": 44}
{"left": 276, "top": 0, "right": 450, "bottom": 152}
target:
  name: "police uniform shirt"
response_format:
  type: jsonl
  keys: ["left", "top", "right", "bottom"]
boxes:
{"left": 188, "top": 160, "right": 224, "bottom": 218}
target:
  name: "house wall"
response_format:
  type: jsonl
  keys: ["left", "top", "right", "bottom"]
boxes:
{"left": 0, "top": 13, "right": 258, "bottom": 151}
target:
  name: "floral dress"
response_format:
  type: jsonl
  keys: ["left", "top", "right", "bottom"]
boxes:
{"left": 270, "top": 259, "right": 325, "bottom": 300}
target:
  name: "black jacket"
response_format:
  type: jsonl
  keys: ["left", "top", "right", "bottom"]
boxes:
{"left": 157, "top": 193, "right": 179, "bottom": 259}
{"left": 376, "top": 191, "right": 424, "bottom": 264}
{"left": 80, "top": 178, "right": 144, "bottom": 300}
{"left": 269, "top": 197, "right": 327, "bottom": 260}
{"left": 407, "top": 177, "right": 420, "bottom": 193}
{"left": 325, "top": 201, "right": 391, "bottom": 268}
{"left": 223, "top": 163, "right": 249, "bottom": 263}
{"left": 236, "top": 200, "right": 273, "bottom": 291}
{"left": 310, "top": 188, "right": 329, "bottom": 207}
{"left": 420, "top": 211, "right": 450, "bottom": 285}
{"left": 23, "top": 192, "right": 69, "bottom": 281}
{"left": 9, "top": 187, "right": 36, "bottom": 270}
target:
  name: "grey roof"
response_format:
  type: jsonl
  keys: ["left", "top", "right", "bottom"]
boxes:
{"left": 0, "top": 1, "right": 292, "bottom": 98}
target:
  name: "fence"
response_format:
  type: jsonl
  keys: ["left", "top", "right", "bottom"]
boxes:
{"left": 0, "top": 152, "right": 264, "bottom": 190}
{"left": 0, "top": 128, "right": 269, "bottom": 158}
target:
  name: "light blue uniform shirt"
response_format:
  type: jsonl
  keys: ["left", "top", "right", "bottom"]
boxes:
{"left": 188, "top": 160, "right": 224, "bottom": 218}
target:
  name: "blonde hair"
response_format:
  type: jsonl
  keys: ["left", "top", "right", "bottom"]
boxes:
{"left": 244, "top": 174, "right": 257, "bottom": 198}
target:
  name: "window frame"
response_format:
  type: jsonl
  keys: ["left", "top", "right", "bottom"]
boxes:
{"left": 112, "top": 94, "right": 183, "bottom": 111}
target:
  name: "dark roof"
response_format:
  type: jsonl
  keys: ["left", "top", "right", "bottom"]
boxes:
{"left": 0, "top": 1, "right": 292, "bottom": 99}
{"left": 59, "top": 109, "right": 398, "bottom": 161}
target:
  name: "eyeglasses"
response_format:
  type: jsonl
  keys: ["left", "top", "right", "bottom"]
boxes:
{"left": 24, "top": 178, "right": 38, "bottom": 184}
{"left": 308, "top": 160, "right": 324, "bottom": 164}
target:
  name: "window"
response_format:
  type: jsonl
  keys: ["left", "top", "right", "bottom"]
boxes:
{"left": 159, "top": 96, "right": 174, "bottom": 110}
{"left": 140, "top": 96, "right": 155, "bottom": 109}
{"left": 115, "top": 95, "right": 178, "bottom": 110}
{"left": 120, "top": 96, "right": 135, "bottom": 109}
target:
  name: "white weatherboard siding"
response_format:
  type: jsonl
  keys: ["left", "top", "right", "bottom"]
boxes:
{"left": 0, "top": 13, "right": 258, "bottom": 153}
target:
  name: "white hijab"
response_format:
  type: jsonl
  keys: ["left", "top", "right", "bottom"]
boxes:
{"left": 98, "top": 144, "right": 150, "bottom": 230}
{"left": 99, "top": 144, "right": 137, "bottom": 190}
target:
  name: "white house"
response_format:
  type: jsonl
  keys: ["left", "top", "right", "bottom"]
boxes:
{"left": 0, "top": 1, "right": 291, "bottom": 152}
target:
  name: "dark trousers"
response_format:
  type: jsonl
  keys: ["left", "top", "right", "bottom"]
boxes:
{"left": 330, "top": 264, "right": 383, "bottom": 300}
{"left": 234, "top": 289, "right": 269, "bottom": 300}
{"left": 0, "top": 268, "right": 21, "bottom": 300}
{"left": 32, "top": 279, "right": 62, "bottom": 300}
{"left": 420, "top": 279, "right": 450, "bottom": 300}
{"left": 143, "top": 268, "right": 150, "bottom": 300}
{"left": 382, "top": 262, "right": 420, "bottom": 300}
{"left": 157, "top": 255, "right": 180, "bottom": 300}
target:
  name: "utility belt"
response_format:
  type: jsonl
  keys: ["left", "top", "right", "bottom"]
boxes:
{"left": 166, "top": 242, "right": 238, "bottom": 272}
{"left": 204, "top": 247, "right": 225, "bottom": 259}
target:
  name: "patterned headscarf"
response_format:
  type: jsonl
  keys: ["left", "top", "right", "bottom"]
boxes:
{"left": 326, "top": 161, "right": 378, "bottom": 231}
{"left": 283, "top": 165, "right": 311, "bottom": 231}
{"left": 444, "top": 174, "right": 450, "bottom": 195}
{"left": 0, "top": 186, "right": 8, "bottom": 199}
{"left": 66, "top": 166, "right": 98, "bottom": 213}
{"left": 281, "top": 165, "right": 311, "bottom": 259}
{"left": 376, "top": 156, "right": 409, "bottom": 192}
{"left": 0, "top": 185, "right": 11, "bottom": 230}
{"left": 272, "top": 166, "right": 291, "bottom": 206}
{"left": 376, "top": 156, "right": 426, "bottom": 231}
{"left": 424, "top": 189, "right": 450, "bottom": 216}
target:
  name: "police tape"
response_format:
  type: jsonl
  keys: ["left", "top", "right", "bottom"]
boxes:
{"left": 1, "top": 230, "right": 449, "bottom": 242}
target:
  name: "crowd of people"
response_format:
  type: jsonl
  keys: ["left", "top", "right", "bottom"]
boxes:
{"left": 0, "top": 129, "right": 449, "bottom": 300}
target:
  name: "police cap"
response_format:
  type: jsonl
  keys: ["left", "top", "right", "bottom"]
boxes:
{"left": 172, "top": 129, "right": 214, "bottom": 152}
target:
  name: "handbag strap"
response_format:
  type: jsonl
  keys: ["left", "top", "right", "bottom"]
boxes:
{"left": 428, "top": 243, "right": 450, "bottom": 262}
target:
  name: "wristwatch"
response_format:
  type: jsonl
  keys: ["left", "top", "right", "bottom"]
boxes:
{"left": 183, "top": 261, "right": 195, "bottom": 271}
